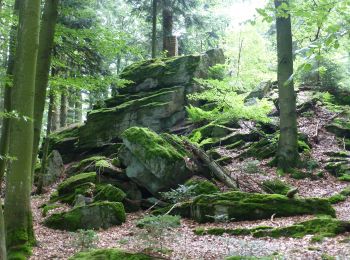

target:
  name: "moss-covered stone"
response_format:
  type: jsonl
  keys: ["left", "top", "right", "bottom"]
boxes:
{"left": 171, "top": 191, "right": 335, "bottom": 223}
{"left": 94, "top": 184, "right": 126, "bottom": 202}
{"left": 253, "top": 217, "right": 350, "bottom": 239}
{"left": 46, "top": 123, "right": 82, "bottom": 163}
{"left": 120, "top": 127, "right": 193, "bottom": 195}
{"left": 44, "top": 202, "right": 126, "bottom": 231}
{"left": 262, "top": 179, "right": 291, "bottom": 195}
{"left": 326, "top": 118, "right": 350, "bottom": 138}
{"left": 57, "top": 172, "right": 97, "bottom": 196}
{"left": 328, "top": 194, "right": 347, "bottom": 204}
{"left": 69, "top": 248, "right": 159, "bottom": 260}
{"left": 185, "top": 178, "right": 220, "bottom": 196}
{"left": 188, "top": 123, "right": 232, "bottom": 144}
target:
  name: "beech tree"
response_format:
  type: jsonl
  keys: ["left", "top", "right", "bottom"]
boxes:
{"left": 32, "top": 0, "right": 59, "bottom": 185}
{"left": 274, "top": 0, "right": 299, "bottom": 169}
{"left": 4, "top": 0, "right": 41, "bottom": 257}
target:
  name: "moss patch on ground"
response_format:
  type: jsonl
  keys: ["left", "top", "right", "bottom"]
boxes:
{"left": 69, "top": 248, "right": 159, "bottom": 260}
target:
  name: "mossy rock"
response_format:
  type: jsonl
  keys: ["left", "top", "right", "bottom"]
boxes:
{"left": 94, "top": 184, "right": 126, "bottom": 203}
{"left": 46, "top": 123, "right": 82, "bottom": 163}
{"left": 171, "top": 191, "right": 335, "bottom": 223}
{"left": 253, "top": 217, "right": 350, "bottom": 239}
{"left": 325, "top": 160, "right": 350, "bottom": 177}
{"left": 69, "top": 248, "right": 159, "bottom": 260}
{"left": 44, "top": 202, "right": 126, "bottom": 231}
{"left": 326, "top": 118, "right": 350, "bottom": 138}
{"left": 262, "top": 179, "right": 291, "bottom": 195}
{"left": 78, "top": 86, "right": 186, "bottom": 149}
{"left": 120, "top": 127, "right": 193, "bottom": 195}
{"left": 194, "top": 226, "right": 272, "bottom": 236}
{"left": 119, "top": 49, "right": 225, "bottom": 94}
{"left": 188, "top": 123, "right": 232, "bottom": 144}
{"left": 185, "top": 178, "right": 220, "bottom": 196}
{"left": 57, "top": 172, "right": 97, "bottom": 196}
{"left": 328, "top": 194, "right": 347, "bottom": 204}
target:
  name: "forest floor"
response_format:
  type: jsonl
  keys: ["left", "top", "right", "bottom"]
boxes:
{"left": 29, "top": 100, "right": 350, "bottom": 260}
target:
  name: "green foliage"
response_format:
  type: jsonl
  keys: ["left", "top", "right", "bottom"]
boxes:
{"left": 241, "top": 160, "right": 262, "bottom": 174}
{"left": 186, "top": 79, "right": 272, "bottom": 124}
{"left": 208, "top": 64, "right": 227, "bottom": 80}
{"left": 262, "top": 179, "right": 291, "bottom": 195}
{"left": 135, "top": 215, "right": 180, "bottom": 253}
{"left": 72, "top": 229, "right": 99, "bottom": 251}
{"left": 161, "top": 185, "right": 197, "bottom": 203}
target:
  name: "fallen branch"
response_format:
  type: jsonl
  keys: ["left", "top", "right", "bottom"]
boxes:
{"left": 184, "top": 140, "right": 238, "bottom": 190}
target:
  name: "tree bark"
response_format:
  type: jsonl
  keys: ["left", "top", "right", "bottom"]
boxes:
{"left": 152, "top": 0, "right": 157, "bottom": 58}
{"left": 274, "top": 0, "right": 299, "bottom": 170}
{"left": 36, "top": 91, "right": 55, "bottom": 194}
{"left": 0, "top": 0, "right": 20, "bottom": 194}
{"left": 60, "top": 90, "right": 68, "bottom": 128}
{"left": 4, "top": 0, "right": 41, "bottom": 257}
{"left": 32, "top": 0, "right": 59, "bottom": 183}
{"left": 162, "top": 0, "right": 173, "bottom": 56}
{"left": 75, "top": 90, "right": 83, "bottom": 123}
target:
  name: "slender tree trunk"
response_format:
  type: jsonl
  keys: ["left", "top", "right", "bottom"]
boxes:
{"left": 0, "top": 202, "right": 5, "bottom": 260}
{"left": 32, "top": 0, "right": 59, "bottom": 183}
{"left": 60, "top": 90, "right": 68, "bottom": 128}
{"left": 152, "top": 0, "right": 157, "bottom": 58}
{"left": 36, "top": 91, "right": 55, "bottom": 194}
{"left": 274, "top": 0, "right": 299, "bottom": 170}
{"left": 4, "top": 0, "right": 41, "bottom": 257}
{"left": 162, "top": 0, "right": 173, "bottom": 56}
{"left": 75, "top": 90, "right": 83, "bottom": 123}
{"left": 0, "top": 0, "right": 20, "bottom": 192}
{"left": 51, "top": 96, "right": 59, "bottom": 131}
{"left": 68, "top": 89, "right": 75, "bottom": 124}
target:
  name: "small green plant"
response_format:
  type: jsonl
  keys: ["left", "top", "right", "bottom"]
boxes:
{"left": 205, "top": 214, "right": 234, "bottom": 223}
{"left": 72, "top": 229, "right": 98, "bottom": 251}
{"left": 135, "top": 215, "right": 181, "bottom": 254}
{"left": 242, "top": 159, "right": 261, "bottom": 174}
{"left": 161, "top": 184, "right": 197, "bottom": 203}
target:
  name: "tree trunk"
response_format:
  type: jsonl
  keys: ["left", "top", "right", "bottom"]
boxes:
{"left": 0, "top": 0, "right": 20, "bottom": 193}
{"left": 152, "top": 0, "right": 157, "bottom": 58}
{"left": 162, "top": 0, "right": 173, "bottom": 56}
{"left": 4, "top": 0, "right": 41, "bottom": 257}
{"left": 75, "top": 90, "right": 83, "bottom": 123}
{"left": 274, "top": 0, "right": 299, "bottom": 170}
{"left": 51, "top": 95, "right": 59, "bottom": 131}
{"left": 60, "top": 90, "right": 68, "bottom": 128}
{"left": 36, "top": 91, "right": 55, "bottom": 194}
{"left": 32, "top": 0, "right": 59, "bottom": 184}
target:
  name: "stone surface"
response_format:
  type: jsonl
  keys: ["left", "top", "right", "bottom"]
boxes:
{"left": 171, "top": 191, "right": 335, "bottom": 223}
{"left": 44, "top": 201, "right": 126, "bottom": 231}
{"left": 120, "top": 127, "right": 193, "bottom": 195}
{"left": 42, "top": 150, "right": 65, "bottom": 187}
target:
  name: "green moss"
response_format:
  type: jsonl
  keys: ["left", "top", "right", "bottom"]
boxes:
{"left": 194, "top": 226, "right": 272, "bottom": 236}
{"left": 253, "top": 216, "right": 350, "bottom": 239}
{"left": 42, "top": 204, "right": 62, "bottom": 217}
{"left": 188, "top": 123, "right": 232, "bottom": 144}
{"left": 185, "top": 179, "right": 219, "bottom": 195}
{"left": 171, "top": 191, "right": 335, "bottom": 223}
{"left": 57, "top": 172, "right": 97, "bottom": 196}
{"left": 94, "top": 184, "right": 126, "bottom": 202}
{"left": 136, "top": 215, "right": 181, "bottom": 229}
{"left": 262, "top": 179, "right": 291, "bottom": 195}
{"left": 340, "top": 186, "right": 350, "bottom": 196}
{"left": 44, "top": 202, "right": 126, "bottom": 231}
{"left": 328, "top": 194, "right": 347, "bottom": 204}
{"left": 69, "top": 248, "right": 157, "bottom": 260}
{"left": 122, "top": 127, "right": 185, "bottom": 161}
{"left": 338, "top": 174, "right": 350, "bottom": 182}
{"left": 6, "top": 226, "right": 36, "bottom": 260}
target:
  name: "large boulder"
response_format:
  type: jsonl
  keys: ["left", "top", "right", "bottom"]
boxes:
{"left": 120, "top": 127, "right": 193, "bottom": 195}
{"left": 170, "top": 191, "right": 335, "bottom": 223}
{"left": 44, "top": 201, "right": 126, "bottom": 231}
{"left": 77, "top": 49, "right": 225, "bottom": 150}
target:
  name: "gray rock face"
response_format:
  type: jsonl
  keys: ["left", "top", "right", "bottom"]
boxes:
{"left": 119, "top": 127, "right": 193, "bottom": 195}
{"left": 42, "top": 150, "right": 65, "bottom": 187}
{"left": 76, "top": 49, "right": 225, "bottom": 150}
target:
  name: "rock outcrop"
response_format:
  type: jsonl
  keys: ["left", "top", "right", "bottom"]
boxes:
{"left": 47, "top": 49, "right": 225, "bottom": 159}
